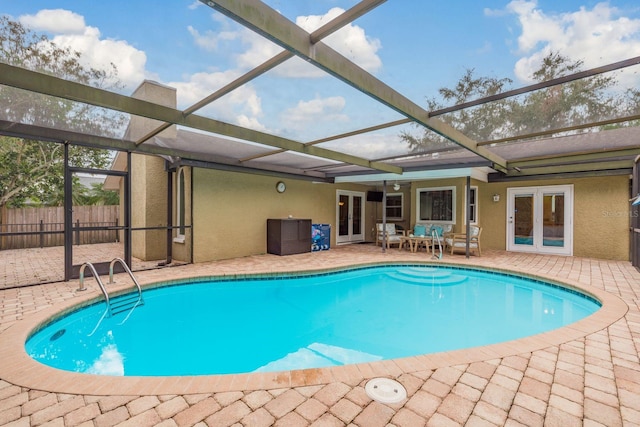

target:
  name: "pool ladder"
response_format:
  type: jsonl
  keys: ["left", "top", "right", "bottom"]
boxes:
{"left": 77, "top": 258, "right": 144, "bottom": 317}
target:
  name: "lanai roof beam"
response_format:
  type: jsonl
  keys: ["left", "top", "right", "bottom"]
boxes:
{"left": 137, "top": 0, "right": 388, "bottom": 146}
{"left": 201, "top": 0, "right": 508, "bottom": 171}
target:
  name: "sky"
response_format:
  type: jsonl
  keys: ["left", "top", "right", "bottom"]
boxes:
{"left": 2, "top": 0, "right": 640, "bottom": 156}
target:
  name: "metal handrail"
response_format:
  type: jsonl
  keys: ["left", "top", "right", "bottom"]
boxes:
{"left": 77, "top": 258, "right": 143, "bottom": 319}
{"left": 78, "top": 262, "right": 112, "bottom": 316}
{"left": 431, "top": 229, "right": 443, "bottom": 260}
{"left": 109, "top": 257, "right": 143, "bottom": 301}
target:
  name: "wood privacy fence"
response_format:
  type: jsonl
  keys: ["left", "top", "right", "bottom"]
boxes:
{"left": 0, "top": 205, "right": 119, "bottom": 250}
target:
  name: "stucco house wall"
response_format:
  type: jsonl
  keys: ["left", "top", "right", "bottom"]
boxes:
{"left": 192, "top": 168, "right": 371, "bottom": 262}
{"left": 190, "top": 170, "right": 630, "bottom": 262}
{"left": 476, "top": 176, "right": 630, "bottom": 260}
{"left": 408, "top": 175, "right": 631, "bottom": 261}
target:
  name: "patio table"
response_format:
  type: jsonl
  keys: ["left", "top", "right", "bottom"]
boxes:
{"left": 399, "top": 235, "right": 432, "bottom": 253}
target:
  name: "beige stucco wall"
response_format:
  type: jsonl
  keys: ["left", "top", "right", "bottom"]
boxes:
{"left": 572, "top": 176, "right": 632, "bottom": 259}
{"left": 126, "top": 81, "right": 177, "bottom": 261}
{"left": 481, "top": 175, "right": 630, "bottom": 260}
{"left": 130, "top": 153, "right": 167, "bottom": 261}
{"left": 191, "top": 170, "right": 631, "bottom": 262}
{"left": 192, "top": 168, "right": 372, "bottom": 262}
{"left": 408, "top": 175, "right": 631, "bottom": 261}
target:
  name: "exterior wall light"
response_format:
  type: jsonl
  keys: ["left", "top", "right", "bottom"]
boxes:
{"left": 493, "top": 194, "right": 500, "bottom": 202}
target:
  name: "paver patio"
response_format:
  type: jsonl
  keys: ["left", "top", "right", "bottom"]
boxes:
{"left": 0, "top": 244, "right": 639, "bottom": 426}
{"left": 0, "top": 243, "right": 185, "bottom": 290}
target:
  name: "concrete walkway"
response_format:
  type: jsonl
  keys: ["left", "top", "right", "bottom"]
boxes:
{"left": 0, "top": 245, "right": 639, "bottom": 426}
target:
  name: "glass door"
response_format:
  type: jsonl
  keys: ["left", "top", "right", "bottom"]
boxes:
{"left": 513, "top": 192, "right": 534, "bottom": 247}
{"left": 336, "top": 191, "right": 365, "bottom": 244}
{"left": 507, "top": 185, "right": 573, "bottom": 255}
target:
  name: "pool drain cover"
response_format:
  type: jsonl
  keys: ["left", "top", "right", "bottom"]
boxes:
{"left": 365, "top": 378, "right": 407, "bottom": 404}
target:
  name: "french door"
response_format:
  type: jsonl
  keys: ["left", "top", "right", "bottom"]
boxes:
{"left": 507, "top": 185, "right": 573, "bottom": 256}
{"left": 336, "top": 191, "right": 365, "bottom": 244}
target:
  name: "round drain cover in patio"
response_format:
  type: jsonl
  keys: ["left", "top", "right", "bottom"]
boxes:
{"left": 365, "top": 378, "right": 407, "bottom": 404}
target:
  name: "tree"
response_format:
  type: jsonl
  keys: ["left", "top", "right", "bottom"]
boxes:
{"left": 401, "top": 69, "right": 513, "bottom": 152}
{"left": 509, "top": 52, "right": 620, "bottom": 135}
{"left": 0, "top": 17, "right": 126, "bottom": 215}
{"left": 84, "top": 183, "right": 120, "bottom": 206}
{"left": 401, "top": 51, "right": 631, "bottom": 153}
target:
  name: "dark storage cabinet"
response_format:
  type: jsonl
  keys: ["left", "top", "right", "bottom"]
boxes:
{"left": 267, "top": 219, "right": 312, "bottom": 255}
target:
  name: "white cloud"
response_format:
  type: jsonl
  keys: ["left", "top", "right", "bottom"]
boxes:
{"left": 190, "top": 7, "right": 382, "bottom": 78}
{"left": 188, "top": 1, "right": 203, "bottom": 10}
{"left": 168, "top": 70, "right": 268, "bottom": 131}
{"left": 19, "top": 9, "right": 86, "bottom": 34}
{"left": 303, "top": 8, "right": 383, "bottom": 72}
{"left": 505, "top": 1, "right": 640, "bottom": 84}
{"left": 182, "top": 7, "right": 383, "bottom": 133}
{"left": 280, "top": 96, "right": 348, "bottom": 130}
{"left": 234, "top": 29, "right": 287, "bottom": 70}
{"left": 320, "top": 132, "right": 406, "bottom": 159}
{"left": 237, "top": 115, "right": 269, "bottom": 132}
{"left": 476, "top": 41, "right": 493, "bottom": 55}
{"left": 484, "top": 7, "right": 508, "bottom": 18}
{"left": 18, "top": 9, "right": 150, "bottom": 92}
{"left": 187, "top": 25, "right": 239, "bottom": 52}
{"left": 291, "top": 7, "right": 383, "bottom": 76}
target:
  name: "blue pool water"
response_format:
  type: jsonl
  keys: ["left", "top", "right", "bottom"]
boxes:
{"left": 26, "top": 265, "right": 600, "bottom": 376}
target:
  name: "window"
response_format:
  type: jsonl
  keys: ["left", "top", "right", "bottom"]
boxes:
{"left": 385, "top": 193, "right": 403, "bottom": 220}
{"left": 464, "top": 186, "right": 478, "bottom": 224}
{"left": 417, "top": 186, "right": 455, "bottom": 223}
{"left": 174, "top": 167, "right": 186, "bottom": 243}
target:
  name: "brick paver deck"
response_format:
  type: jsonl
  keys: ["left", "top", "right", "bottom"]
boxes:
{"left": 0, "top": 245, "right": 639, "bottom": 426}
{"left": 0, "top": 243, "right": 184, "bottom": 289}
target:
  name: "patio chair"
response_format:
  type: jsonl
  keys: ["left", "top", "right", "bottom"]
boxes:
{"left": 444, "top": 225, "right": 482, "bottom": 256}
{"left": 375, "top": 223, "right": 405, "bottom": 249}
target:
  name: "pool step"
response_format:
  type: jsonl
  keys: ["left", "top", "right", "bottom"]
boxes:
{"left": 386, "top": 269, "right": 468, "bottom": 286}
{"left": 110, "top": 293, "right": 144, "bottom": 315}
{"left": 394, "top": 267, "right": 451, "bottom": 278}
{"left": 254, "top": 342, "right": 382, "bottom": 372}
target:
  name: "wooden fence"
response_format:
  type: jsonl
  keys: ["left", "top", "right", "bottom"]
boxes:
{"left": 0, "top": 205, "right": 119, "bottom": 250}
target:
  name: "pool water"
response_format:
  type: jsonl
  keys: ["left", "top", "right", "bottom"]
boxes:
{"left": 26, "top": 265, "right": 600, "bottom": 376}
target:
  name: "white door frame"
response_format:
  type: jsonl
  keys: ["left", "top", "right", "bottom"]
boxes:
{"left": 336, "top": 190, "right": 365, "bottom": 244}
{"left": 506, "top": 185, "right": 573, "bottom": 256}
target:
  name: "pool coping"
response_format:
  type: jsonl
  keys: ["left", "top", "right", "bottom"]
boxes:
{"left": 0, "top": 261, "right": 629, "bottom": 396}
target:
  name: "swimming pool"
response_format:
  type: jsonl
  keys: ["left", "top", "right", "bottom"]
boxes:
{"left": 26, "top": 264, "right": 600, "bottom": 377}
